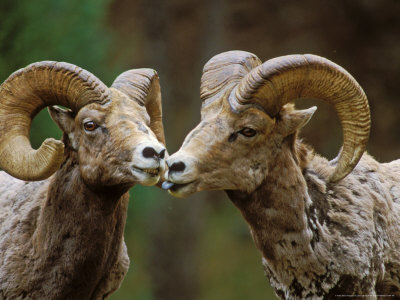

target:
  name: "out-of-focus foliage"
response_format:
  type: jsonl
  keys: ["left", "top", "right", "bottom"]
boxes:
{"left": 0, "top": 0, "right": 118, "bottom": 149}
{"left": 0, "top": 0, "right": 113, "bottom": 81}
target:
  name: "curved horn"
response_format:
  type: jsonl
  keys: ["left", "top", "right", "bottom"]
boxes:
{"left": 111, "top": 68, "right": 165, "bottom": 145}
{"left": 111, "top": 69, "right": 166, "bottom": 145}
{"left": 0, "top": 61, "right": 110, "bottom": 181}
{"left": 229, "top": 54, "right": 370, "bottom": 182}
{"left": 200, "top": 50, "right": 261, "bottom": 108}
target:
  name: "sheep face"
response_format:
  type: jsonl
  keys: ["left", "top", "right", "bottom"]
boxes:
{"left": 165, "top": 99, "right": 315, "bottom": 197}
{"left": 49, "top": 88, "right": 166, "bottom": 188}
{"left": 164, "top": 51, "right": 371, "bottom": 197}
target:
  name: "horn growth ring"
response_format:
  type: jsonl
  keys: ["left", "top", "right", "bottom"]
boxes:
{"left": 0, "top": 61, "right": 109, "bottom": 181}
{"left": 227, "top": 53, "right": 370, "bottom": 182}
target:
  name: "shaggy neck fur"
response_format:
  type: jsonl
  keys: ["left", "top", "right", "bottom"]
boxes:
{"left": 29, "top": 149, "right": 129, "bottom": 299}
{"left": 226, "top": 128, "right": 400, "bottom": 298}
{"left": 227, "top": 134, "right": 327, "bottom": 296}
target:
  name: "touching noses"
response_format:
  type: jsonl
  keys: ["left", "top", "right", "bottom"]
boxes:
{"left": 142, "top": 146, "right": 166, "bottom": 160}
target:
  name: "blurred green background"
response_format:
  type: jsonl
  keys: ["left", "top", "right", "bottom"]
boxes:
{"left": 1, "top": 0, "right": 399, "bottom": 299}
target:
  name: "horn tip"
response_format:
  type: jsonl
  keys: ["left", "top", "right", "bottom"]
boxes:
{"left": 329, "top": 171, "right": 346, "bottom": 183}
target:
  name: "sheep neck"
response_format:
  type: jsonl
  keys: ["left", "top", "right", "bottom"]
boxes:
{"left": 226, "top": 138, "right": 321, "bottom": 285}
{"left": 31, "top": 151, "right": 129, "bottom": 299}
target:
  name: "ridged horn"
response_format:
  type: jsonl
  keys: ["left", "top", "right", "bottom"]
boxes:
{"left": 229, "top": 53, "right": 370, "bottom": 182}
{"left": 0, "top": 61, "right": 110, "bottom": 181}
{"left": 111, "top": 69, "right": 165, "bottom": 145}
{"left": 200, "top": 50, "right": 261, "bottom": 108}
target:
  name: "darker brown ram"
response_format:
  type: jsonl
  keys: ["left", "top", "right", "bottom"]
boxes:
{"left": 0, "top": 62, "right": 166, "bottom": 299}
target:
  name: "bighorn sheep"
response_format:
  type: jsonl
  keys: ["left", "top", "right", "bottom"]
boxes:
{"left": 0, "top": 62, "right": 166, "bottom": 299}
{"left": 163, "top": 51, "right": 400, "bottom": 298}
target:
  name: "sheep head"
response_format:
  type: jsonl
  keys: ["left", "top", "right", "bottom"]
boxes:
{"left": 0, "top": 62, "right": 166, "bottom": 188}
{"left": 164, "top": 51, "right": 370, "bottom": 197}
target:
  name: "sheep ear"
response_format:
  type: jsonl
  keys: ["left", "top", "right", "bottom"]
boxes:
{"left": 282, "top": 106, "right": 317, "bottom": 135}
{"left": 48, "top": 106, "right": 75, "bottom": 134}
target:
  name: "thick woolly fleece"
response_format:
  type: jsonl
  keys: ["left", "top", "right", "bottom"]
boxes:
{"left": 0, "top": 86, "right": 165, "bottom": 299}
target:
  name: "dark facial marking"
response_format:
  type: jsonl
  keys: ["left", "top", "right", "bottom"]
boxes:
{"left": 101, "top": 126, "right": 109, "bottom": 135}
{"left": 228, "top": 132, "right": 238, "bottom": 143}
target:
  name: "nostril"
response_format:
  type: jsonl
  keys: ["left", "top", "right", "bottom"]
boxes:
{"left": 142, "top": 147, "right": 158, "bottom": 158}
{"left": 159, "top": 149, "right": 166, "bottom": 159}
{"left": 169, "top": 161, "right": 185, "bottom": 173}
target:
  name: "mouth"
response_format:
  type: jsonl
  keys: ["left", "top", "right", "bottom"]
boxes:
{"left": 131, "top": 166, "right": 160, "bottom": 177}
{"left": 161, "top": 180, "right": 195, "bottom": 193}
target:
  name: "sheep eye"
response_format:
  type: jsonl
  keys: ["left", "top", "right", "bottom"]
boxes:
{"left": 83, "top": 121, "right": 98, "bottom": 132}
{"left": 240, "top": 127, "right": 257, "bottom": 137}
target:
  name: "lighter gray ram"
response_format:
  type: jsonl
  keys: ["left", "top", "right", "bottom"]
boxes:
{"left": 0, "top": 62, "right": 166, "bottom": 299}
{"left": 163, "top": 51, "right": 400, "bottom": 298}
